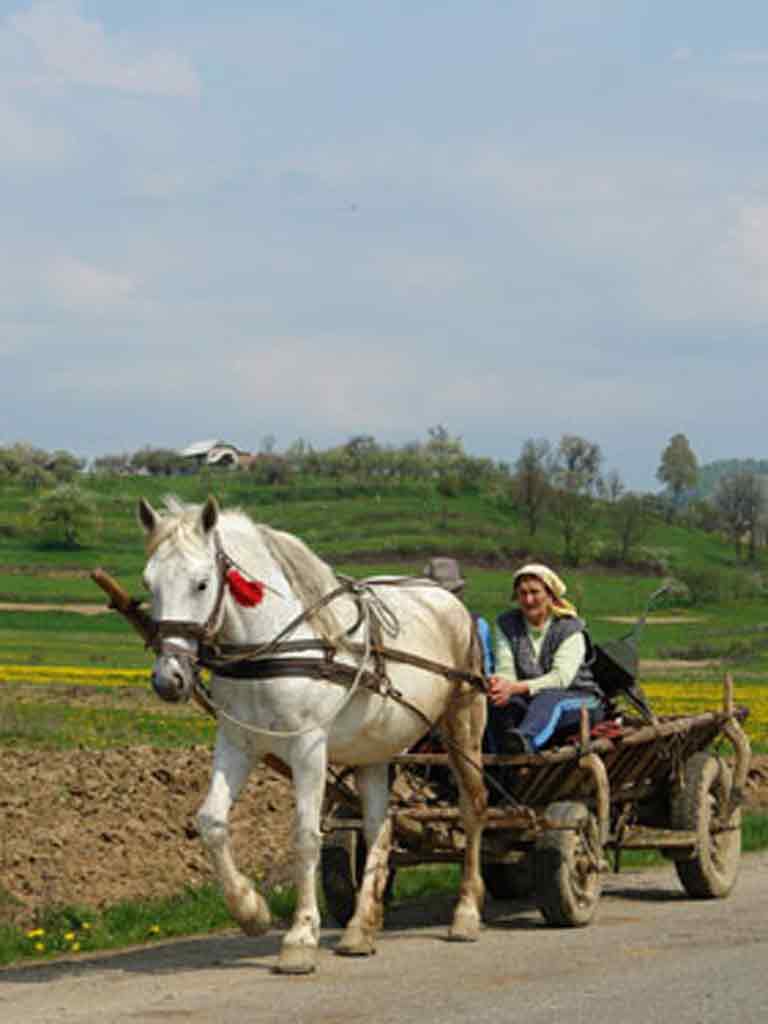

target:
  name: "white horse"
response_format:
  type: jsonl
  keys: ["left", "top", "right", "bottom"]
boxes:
{"left": 138, "top": 495, "right": 487, "bottom": 974}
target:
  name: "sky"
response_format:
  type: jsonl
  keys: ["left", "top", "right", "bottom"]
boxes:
{"left": 3, "top": 1, "right": 768, "bottom": 491}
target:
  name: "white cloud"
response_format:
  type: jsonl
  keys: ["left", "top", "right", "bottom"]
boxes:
{"left": 723, "top": 50, "right": 768, "bottom": 66}
{"left": 0, "top": 96, "right": 72, "bottom": 162}
{"left": 46, "top": 258, "right": 138, "bottom": 313}
{"left": 8, "top": 2, "right": 200, "bottom": 98}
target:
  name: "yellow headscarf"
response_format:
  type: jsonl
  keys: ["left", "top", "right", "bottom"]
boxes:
{"left": 512, "top": 563, "right": 578, "bottom": 618}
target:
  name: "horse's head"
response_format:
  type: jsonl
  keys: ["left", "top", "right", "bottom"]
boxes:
{"left": 138, "top": 495, "right": 223, "bottom": 703}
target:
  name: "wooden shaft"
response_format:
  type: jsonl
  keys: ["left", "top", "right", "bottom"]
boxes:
{"left": 579, "top": 704, "right": 590, "bottom": 748}
{"left": 724, "top": 673, "right": 734, "bottom": 717}
{"left": 90, "top": 567, "right": 156, "bottom": 647}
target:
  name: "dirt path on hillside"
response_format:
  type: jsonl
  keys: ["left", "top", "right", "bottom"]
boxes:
{"left": 0, "top": 603, "right": 108, "bottom": 615}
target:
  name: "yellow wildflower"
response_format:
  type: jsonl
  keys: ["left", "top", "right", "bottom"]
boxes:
{"left": 34, "top": 942, "right": 45, "bottom": 953}
{"left": 26, "top": 928, "right": 45, "bottom": 939}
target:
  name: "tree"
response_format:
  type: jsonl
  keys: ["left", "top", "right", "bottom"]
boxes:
{"left": 556, "top": 435, "right": 602, "bottom": 494}
{"left": 657, "top": 434, "right": 698, "bottom": 512}
{"left": 515, "top": 438, "right": 551, "bottom": 536}
{"left": 91, "top": 452, "right": 133, "bottom": 476}
{"left": 713, "top": 471, "right": 766, "bottom": 562}
{"left": 596, "top": 469, "right": 625, "bottom": 504}
{"left": 344, "top": 435, "right": 380, "bottom": 480}
{"left": 424, "top": 425, "right": 464, "bottom": 473}
{"left": 47, "top": 449, "right": 85, "bottom": 482}
{"left": 130, "top": 446, "right": 188, "bottom": 476}
{"left": 549, "top": 435, "right": 603, "bottom": 564}
{"left": 0, "top": 447, "right": 22, "bottom": 481}
{"left": 31, "top": 484, "right": 99, "bottom": 549}
{"left": 609, "top": 493, "right": 652, "bottom": 562}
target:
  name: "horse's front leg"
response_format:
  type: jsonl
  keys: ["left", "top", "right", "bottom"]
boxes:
{"left": 197, "top": 735, "right": 271, "bottom": 937}
{"left": 336, "top": 762, "right": 391, "bottom": 957}
{"left": 276, "top": 735, "right": 327, "bottom": 975}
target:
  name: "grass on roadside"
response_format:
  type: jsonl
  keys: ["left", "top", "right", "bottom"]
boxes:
{"left": 0, "top": 880, "right": 296, "bottom": 968}
{"left": 2, "top": 810, "right": 767, "bottom": 969}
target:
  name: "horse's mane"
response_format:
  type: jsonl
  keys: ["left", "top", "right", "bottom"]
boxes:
{"left": 148, "top": 497, "right": 349, "bottom": 645}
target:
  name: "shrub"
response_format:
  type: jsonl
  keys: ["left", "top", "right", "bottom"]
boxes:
{"left": 30, "top": 485, "right": 100, "bottom": 549}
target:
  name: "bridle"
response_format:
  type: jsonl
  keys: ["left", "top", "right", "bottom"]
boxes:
{"left": 151, "top": 530, "right": 233, "bottom": 651}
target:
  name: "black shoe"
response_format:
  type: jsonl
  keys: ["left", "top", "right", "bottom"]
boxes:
{"left": 501, "top": 730, "right": 533, "bottom": 755}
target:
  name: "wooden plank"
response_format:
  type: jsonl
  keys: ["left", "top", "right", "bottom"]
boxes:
{"left": 611, "top": 826, "right": 697, "bottom": 849}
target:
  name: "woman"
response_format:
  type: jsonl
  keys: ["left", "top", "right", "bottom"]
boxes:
{"left": 487, "top": 563, "right": 605, "bottom": 755}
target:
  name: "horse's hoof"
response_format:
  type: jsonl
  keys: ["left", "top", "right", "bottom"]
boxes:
{"left": 448, "top": 905, "right": 479, "bottom": 942}
{"left": 275, "top": 944, "right": 317, "bottom": 975}
{"left": 231, "top": 888, "right": 271, "bottom": 936}
{"left": 238, "top": 915, "right": 271, "bottom": 937}
{"left": 447, "top": 913, "right": 481, "bottom": 942}
{"left": 335, "top": 933, "right": 377, "bottom": 957}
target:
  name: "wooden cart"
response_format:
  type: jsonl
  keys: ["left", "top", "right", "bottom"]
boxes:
{"left": 321, "top": 677, "right": 751, "bottom": 929}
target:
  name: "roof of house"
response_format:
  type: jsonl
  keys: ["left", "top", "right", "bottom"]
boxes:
{"left": 179, "top": 439, "right": 221, "bottom": 458}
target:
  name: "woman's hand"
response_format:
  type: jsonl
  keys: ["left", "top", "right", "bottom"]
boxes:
{"left": 487, "top": 675, "right": 529, "bottom": 706}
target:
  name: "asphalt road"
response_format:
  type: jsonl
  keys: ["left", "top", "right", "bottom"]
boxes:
{"left": 2, "top": 852, "right": 767, "bottom": 1024}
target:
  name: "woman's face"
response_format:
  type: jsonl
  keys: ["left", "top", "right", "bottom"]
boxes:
{"left": 515, "top": 575, "right": 554, "bottom": 627}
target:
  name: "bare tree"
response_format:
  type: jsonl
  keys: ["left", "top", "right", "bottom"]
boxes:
{"left": 713, "top": 470, "right": 766, "bottom": 562}
{"left": 597, "top": 469, "right": 625, "bottom": 503}
{"left": 550, "top": 435, "right": 603, "bottom": 564}
{"left": 515, "top": 438, "right": 551, "bottom": 536}
{"left": 610, "top": 493, "right": 652, "bottom": 562}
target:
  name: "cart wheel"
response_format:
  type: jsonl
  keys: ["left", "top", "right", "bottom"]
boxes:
{"left": 481, "top": 854, "right": 535, "bottom": 901}
{"left": 321, "top": 821, "right": 395, "bottom": 927}
{"left": 534, "top": 801, "right": 602, "bottom": 927}
{"left": 670, "top": 752, "right": 741, "bottom": 899}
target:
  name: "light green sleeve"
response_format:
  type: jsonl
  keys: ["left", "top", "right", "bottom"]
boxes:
{"left": 494, "top": 626, "right": 518, "bottom": 681}
{"left": 526, "top": 632, "right": 586, "bottom": 695}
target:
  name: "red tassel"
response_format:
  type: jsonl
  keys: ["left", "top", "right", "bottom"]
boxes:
{"left": 226, "top": 568, "right": 266, "bottom": 607}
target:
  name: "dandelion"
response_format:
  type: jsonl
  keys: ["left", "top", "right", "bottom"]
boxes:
{"left": 71, "top": 942, "right": 81, "bottom": 953}
{"left": 64, "top": 931, "right": 76, "bottom": 942}
{"left": 26, "top": 928, "right": 45, "bottom": 939}
{"left": 147, "top": 924, "right": 161, "bottom": 935}
{"left": 81, "top": 922, "right": 91, "bottom": 930}
{"left": 34, "top": 942, "right": 45, "bottom": 953}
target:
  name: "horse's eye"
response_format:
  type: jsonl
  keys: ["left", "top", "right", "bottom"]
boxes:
{"left": 196, "top": 581, "right": 208, "bottom": 593}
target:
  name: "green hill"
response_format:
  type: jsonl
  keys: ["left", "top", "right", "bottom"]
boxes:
{"left": 0, "top": 473, "right": 762, "bottom": 601}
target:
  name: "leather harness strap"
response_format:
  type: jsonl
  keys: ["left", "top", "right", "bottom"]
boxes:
{"left": 199, "top": 640, "right": 487, "bottom": 692}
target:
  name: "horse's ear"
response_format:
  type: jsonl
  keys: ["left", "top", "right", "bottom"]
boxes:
{"left": 200, "top": 495, "right": 219, "bottom": 534}
{"left": 138, "top": 498, "right": 158, "bottom": 535}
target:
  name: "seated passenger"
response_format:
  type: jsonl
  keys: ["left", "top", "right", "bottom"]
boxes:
{"left": 423, "top": 557, "right": 494, "bottom": 677}
{"left": 487, "top": 563, "right": 605, "bottom": 755}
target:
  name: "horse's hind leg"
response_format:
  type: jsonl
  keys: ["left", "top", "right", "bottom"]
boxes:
{"left": 197, "top": 735, "right": 271, "bottom": 937}
{"left": 443, "top": 691, "right": 487, "bottom": 941}
{"left": 336, "top": 762, "right": 391, "bottom": 957}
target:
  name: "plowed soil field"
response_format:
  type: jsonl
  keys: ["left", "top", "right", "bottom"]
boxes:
{"left": 1, "top": 684, "right": 767, "bottom": 930}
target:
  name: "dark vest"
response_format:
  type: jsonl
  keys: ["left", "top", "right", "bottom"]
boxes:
{"left": 496, "top": 609, "right": 600, "bottom": 696}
